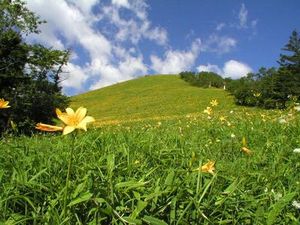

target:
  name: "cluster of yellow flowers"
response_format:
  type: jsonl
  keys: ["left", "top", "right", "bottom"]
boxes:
{"left": 203, "top": 99, "right": 219, "bottom": 116}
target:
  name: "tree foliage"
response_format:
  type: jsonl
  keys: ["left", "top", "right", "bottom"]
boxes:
{"left": 180, "top": 71, "right": 224, "bottom": 88}
{"left": 227, "top": 30, "right": 300, "bottom": 109}
{"left": 0, "top": 0, "right": 69, "bottom": 134}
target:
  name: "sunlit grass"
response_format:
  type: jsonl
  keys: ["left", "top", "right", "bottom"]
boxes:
{"left": 1, "top": 104, "right": 299, "bottom": 224}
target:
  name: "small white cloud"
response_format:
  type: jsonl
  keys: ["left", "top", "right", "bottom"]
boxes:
{"left": 202, "top": 34, "right": 237, "bottom": 54}
{"left": 150, "top": 39, "right": 201, "bottom": 74}
{"left": 197, "top": 60, "right": 252, "bottom": 79}
{"left": 197, "top": 64, "right": 223, "bottom": 75}
{"left": 239, "top": 3, "right": 248, "bottom": 28}
{"left": 223, "top": 60, "right": 252, "bottom": 79}
{"left": 216, "top": 22, "right": 226, "bottom": 31}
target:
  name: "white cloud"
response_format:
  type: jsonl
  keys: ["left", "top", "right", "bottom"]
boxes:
{"left": 25, "top": 0, "right": 164, "bottom": 93}
{"left": 61, "top": 63, "right": 88, "bottom": 90}
{"left": 197, "top": 64, "right": 223, "bottom": 75}
{"left": 216, "top": 23, "right": 226, "bottom": 31}
{"left": 150, "top": 39, "right": 201, "bottom": 74}
{"left": 202, "top": 34, "right": 237, "bottom": 54}
{"left": 197, "top": 60, "right": 252, "bottom": 79}
{"left": 223, "top": 60, "right": 252, "bottom": 79}
{"left": 239, "top": 3, "right": 248, "bottom": 28}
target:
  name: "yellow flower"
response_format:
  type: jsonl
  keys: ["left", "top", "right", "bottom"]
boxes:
{"left": 210, "top": 99, "right": 219, "bottom": 107}
{"left": 194, "top": 160, "right": 215, "bottom": 174}
{"left": 219, "top": 116, "right": 226, "bottom": 122}
{"left": 35, "top": 123, "right": 63, "bottom": 132}
{"left": 56, "top": 107, "right": 95, "bottom": 135}
{"left": 203, "top": 106, "right": 213, "bottom": 115}
{"left": 241, "top": 147, "right": 252, "bottom": 155}
{"left": 253, "top": 92, "right": 261, "bottom": 97}
{"left": 0, "top": 98, "right": 10, "bottom": 109}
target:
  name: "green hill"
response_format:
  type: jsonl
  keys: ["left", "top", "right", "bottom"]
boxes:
{"left": 71, "top": 75, "right": 237, "bottom": 125}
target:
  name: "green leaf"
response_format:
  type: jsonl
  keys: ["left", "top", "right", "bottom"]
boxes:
{"left": 130, "top": 201, "right": 148, "bottom": 219}
{"left": 267, "top": 192, "right": 296, "bottom": 225}
{"left": 68, "top": 192, "right": 93, "bottom": 207}
{"left": 142, "top": 216, "right": 168, "bottom": 225}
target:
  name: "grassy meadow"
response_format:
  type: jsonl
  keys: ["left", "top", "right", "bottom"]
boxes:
{"left": 1, "top": 75, "right": 300, "bottom": 224}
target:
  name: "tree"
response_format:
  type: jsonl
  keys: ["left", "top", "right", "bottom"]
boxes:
{"left": 278, "top": 30, "right": 300, "bottom": 73}
{"left": 0, "top": 0, "right": 69, "bottom": 134}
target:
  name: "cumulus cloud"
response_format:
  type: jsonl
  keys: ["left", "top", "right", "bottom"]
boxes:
{"left": 150, "top": 39, "right": 201, "bottom": 74}
{"left": 197, "top": 60, "right": 252, "bottom": 79}
{"left": 223, "top": 60, "right": 252, "bottom": 79}
{"left": 26, "top": 0, "right": 171, "bottom": 94}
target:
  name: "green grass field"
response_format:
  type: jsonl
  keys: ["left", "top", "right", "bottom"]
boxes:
{"left": 71, "top": 75, "right": 241, "bottom": 125}
{"left": 1, "top": 75, "right": 300, "bottom": 224}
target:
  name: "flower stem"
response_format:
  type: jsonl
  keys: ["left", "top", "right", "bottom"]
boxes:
{"left": 63, "top": 133, "right": 76, "bottom": 217}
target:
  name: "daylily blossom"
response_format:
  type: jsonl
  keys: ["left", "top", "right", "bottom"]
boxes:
{"left": 203, "top": 106, "right": 213, "bottom": 115}
{"left": 253, "top": 92, "right": 261, "bottom": 97}
{"left": 195, "top": 160, "right": 215, "bottom": 174}
{"left": 241, "top": 137, "right": 252, "bottom": 155}
{"left": 56, "top": 107, "right": 95, "bottom": 135}
{"left": 210, "top": 99, "right": 218, "bottom": 107}
{"left": 0, "top": 98, "right": 10, "bottom": 109}
{"left": 36, "top": 107, "right": 95, "bottom": 135}
{"left": 241, "top": 147, "right": 252, "bottom": 155}
{"left": 36, "top": 123, "right": 63, "bottom": 132}
{"left": 294, "top": 105, "right": 300, "bottom": 112}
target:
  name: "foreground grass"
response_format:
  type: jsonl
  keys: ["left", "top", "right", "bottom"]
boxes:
{"left": 0, "top": 108, "right": 299, "bottom": 224}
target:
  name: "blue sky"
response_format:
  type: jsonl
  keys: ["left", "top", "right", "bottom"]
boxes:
{"left": 26, "top": 0, "right": 300, "bottom": 96}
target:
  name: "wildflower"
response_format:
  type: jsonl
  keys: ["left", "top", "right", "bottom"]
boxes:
{"left": 293, "top": 148, "right": 300, "bottom": 153}
{"left": 219, "top": 116, "right": 226, "bottom": 122}
{"left": 294, "top": 105, "right": 300, "bottom": 112}
{"left": 0, "top": 98, "right": 10, "bottom": 109}
{"left": 231, "top": 133, "right": 236, "bottom": 138}
{"left": 278, "top": 118, "right": 287, "bottom": 124}
{"left": 241, "top": 147, "right": 252, "bottom": 155}
{"left": 36, "top": 123, "right": 63, "bottom": 132}
{"left": 253, "top": 92, "right": 261, "bottom": 97}
{"left": 292, "top": 200, "right": 300, "bottom": 209}
{"left": 200, "top": 160, "right": 215, "bottom": 174}
{"left": 210, "top": 99, "right": 218, "bottom": 107}
{"left": 56, "top": 107, "right": 95, "bottom": 135}
{"left": 203, "top": 106, "right": 213, "bottom": 115}
{"left": 241, "top": 137, "right": 252, "bottom": 155}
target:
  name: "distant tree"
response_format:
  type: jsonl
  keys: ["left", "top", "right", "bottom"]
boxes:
{"left": 278, "top": 30, "right": 300, "bottom": 73}
{"left": 0, "top": 0, "right": 69, "bottom": 134}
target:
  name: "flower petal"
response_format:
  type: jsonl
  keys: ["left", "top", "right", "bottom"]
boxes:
{"left": 63, "top": 126, "right": 75, "bottom": 135}
{"left": 77, "top": 116, "right": 95, "bottom": 131}
{"left": 66, "top": 108, "right": 75, "bottom": 115}
{"left": 35, "top": 123, "right": 63, "bottom": 132}
{"left": 75, "top": 107, "right": 87, "bottom": 122}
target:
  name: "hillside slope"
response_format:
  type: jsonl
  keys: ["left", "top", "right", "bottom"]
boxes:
{"left": 71, "top": 75, "right": 237, "bottom": 125}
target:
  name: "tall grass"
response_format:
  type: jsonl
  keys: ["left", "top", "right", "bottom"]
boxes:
{"left": 0, "top": 108, "right": 299, "bottom": 224}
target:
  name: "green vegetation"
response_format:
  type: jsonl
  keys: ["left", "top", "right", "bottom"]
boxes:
{"left": 180, "top": 71, "right": 224, "bottom": 88}
{"left": 0, "top": 0, "right": 69, "bottom": 134}
{"left": 71, "top": 75, "right": 237, "bottom": 126}
{"left": 227, "top": 30, "right": 300, "bottom": 109}
{"left": 1, "top": 98, "right": 300, "bottom": 224}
